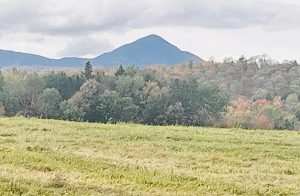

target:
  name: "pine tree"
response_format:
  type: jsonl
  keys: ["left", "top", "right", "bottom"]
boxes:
{"left": 188, "top": 60, "right": 193, "bottom": 69}
{"left": 115, "top": 65, "right": 125, "bottom": 77}
{"left": 84, "top": 61, "right": 93, "bottom": 80}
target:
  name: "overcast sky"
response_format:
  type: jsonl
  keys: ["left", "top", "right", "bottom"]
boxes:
{"left": 1, "top": 0, "right": 300, "bottom": 61}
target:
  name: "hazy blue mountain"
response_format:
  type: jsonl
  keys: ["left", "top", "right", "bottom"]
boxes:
{"left": 0, "top": 50, "right": 87, "bottom": 68}
{"left": 92, "top": 34, "right": 202, "bottom": 67}
{"left": 0, "top": 50, "right": 52, "bottom": 67}
{"left": 57, "top": 57, "right": 87, "bottom": 67}
{"left": 0, "top": 35, "right": 202, "bottom": 68}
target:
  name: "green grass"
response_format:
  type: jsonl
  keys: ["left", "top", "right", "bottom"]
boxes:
{"left": 0, "top": 117, "right": 299, "bottom": 195}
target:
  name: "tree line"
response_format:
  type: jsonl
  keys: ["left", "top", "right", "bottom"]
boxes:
{"left": 0, "top": 63, "right": 229, "bottom": 127}
{"left": 1, "top": 56, "right": 300, "bottom": 131}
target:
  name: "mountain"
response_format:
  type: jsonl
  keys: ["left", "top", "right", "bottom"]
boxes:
{"left": 0, "top": 34, "right": 202, "bottom": 68}
{"left": 0, "top": 50, "right": 87, "bottom": 68}
{"left": 92, "top": 34, "right": 202, "bottom": 67}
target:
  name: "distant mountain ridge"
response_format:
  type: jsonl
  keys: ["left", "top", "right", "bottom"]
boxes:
{"left": 0, "top": 34, "right": 203, "bottom": 68}
{"left": 0, "top": 50, "right": 87, "bottom": 68}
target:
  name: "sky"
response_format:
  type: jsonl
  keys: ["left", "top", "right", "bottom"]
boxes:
{"left": 1, "top": 0, "right": 300, "bottom": 61}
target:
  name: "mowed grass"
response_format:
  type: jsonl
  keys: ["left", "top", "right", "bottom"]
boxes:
{"left": 0, "top": 117, "right": 299, "bottom": 195}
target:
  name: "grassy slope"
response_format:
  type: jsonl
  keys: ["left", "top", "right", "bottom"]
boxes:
{"left": 0, "top": 117, "right": 299, "bottom": 195}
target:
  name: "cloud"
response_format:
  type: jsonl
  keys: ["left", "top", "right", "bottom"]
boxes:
{"left": 1, "top": 0, "right": 299, "bottom": 36}
{"left": 0, "top": 0, "right": 147, "bottom": 35}
{"left": 129, "top": 0, "right": 280, "bottom": 29}
{"left": 266, "top": 6, "right": 300, "bottom": 31}
{"left": 59, "top": 36, "right": 113, "bottom": 57}
{"left": 1, "top": 0, "right": 300, "bottom": 60}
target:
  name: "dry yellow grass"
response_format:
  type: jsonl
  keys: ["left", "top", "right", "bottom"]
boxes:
{"left": 0, "top": 117, "right": 299, "bottom": 195}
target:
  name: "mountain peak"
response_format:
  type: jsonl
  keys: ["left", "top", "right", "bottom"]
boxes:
{"left": 142, "top": 34, "right": 166, "bottom": 40}
{"left": 133, "top": 34, "right": 175, "bottom": 48}
{"left": 0, "top": 35, "right": 203, "bottom": 68}
{"left": 92, "top": 35, "right": 202, "bottom": 67}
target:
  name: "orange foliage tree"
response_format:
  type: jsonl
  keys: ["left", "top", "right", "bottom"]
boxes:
{"left": 225, "top": 96, "right": 253, "bottom": 128}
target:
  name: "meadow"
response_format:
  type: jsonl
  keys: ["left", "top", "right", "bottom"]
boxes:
{"left": 0, "top": 117, "right": 299, "bottom": 195}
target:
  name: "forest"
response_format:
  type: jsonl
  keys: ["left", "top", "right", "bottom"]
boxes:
{"left": 1, "top": 55, "right": 300, "bottom": 131}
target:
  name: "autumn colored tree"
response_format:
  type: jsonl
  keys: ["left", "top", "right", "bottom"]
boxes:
{"left": 226, "top": 96, "right": 253, "bottom": 129}
{"left": 251, "top": 114, "right": 272, "bottom": 130}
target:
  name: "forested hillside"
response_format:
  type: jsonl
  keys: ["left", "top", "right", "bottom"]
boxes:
{"left": 1, "top": 56, "right": 300, "bottom": 130}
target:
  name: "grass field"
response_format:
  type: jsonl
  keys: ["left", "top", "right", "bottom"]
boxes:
{"left": 0, "top": 117, "right": 299, "bottom": 195}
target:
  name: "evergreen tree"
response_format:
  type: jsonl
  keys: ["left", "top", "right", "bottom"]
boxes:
{"left": 84, "top": 61, "right": 93, "bottom": 80}
{"left": 188, "top": 60, "right": 193, "bottom": 69}
{"left": 0, "top": 71, "right": 4, "bottom": 91}
{"left": 115, "top": 65, "right": 125, "bottom": 77}
{"left": 43, "top": 72, "right": 84, "bottom": 100}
